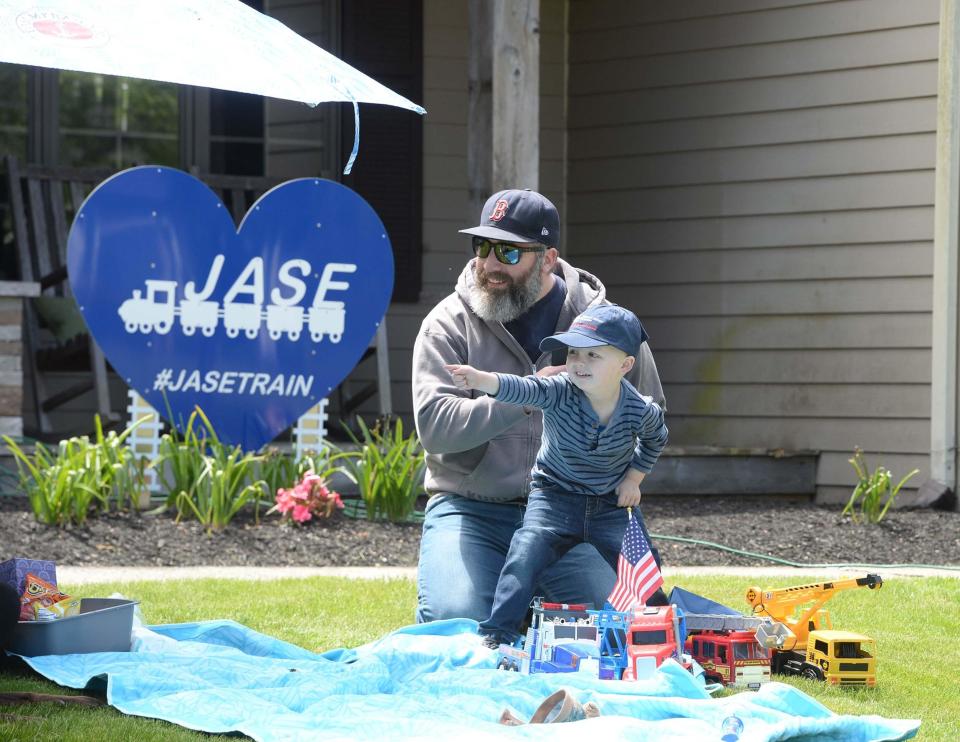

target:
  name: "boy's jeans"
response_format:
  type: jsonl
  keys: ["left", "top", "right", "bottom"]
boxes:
{"left": 479, "top": 489, "right": 662, "bottom": 642}
{"left": 416, "top": 493, "right": 621, "bottom": 624}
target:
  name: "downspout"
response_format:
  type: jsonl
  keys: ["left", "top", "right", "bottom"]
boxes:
{"left": 931, "top": 0, "right": 960, "bottom": 504}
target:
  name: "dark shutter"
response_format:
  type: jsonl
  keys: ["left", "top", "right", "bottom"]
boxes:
{"left": 339, "top": 0, "right": 423, "bottom": 303}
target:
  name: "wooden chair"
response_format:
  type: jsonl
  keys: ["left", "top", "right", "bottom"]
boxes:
{"left": 4, "top": 155, "right": 114, "bottom": 438}
{"left": 3, "top": 156, "right": 392, "bottom": 440}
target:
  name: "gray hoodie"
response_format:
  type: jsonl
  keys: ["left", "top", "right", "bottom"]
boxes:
{"left": 412, "top": 257, "right": 665, "bottom": 503}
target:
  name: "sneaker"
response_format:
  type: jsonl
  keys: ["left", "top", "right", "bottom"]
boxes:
{"left": 481, "top": 634, "right": 502, "bottom": 650}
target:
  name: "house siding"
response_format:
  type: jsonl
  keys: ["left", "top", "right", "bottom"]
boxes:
{"left": 566, "top": 0, "right": 939, "bottom": 501}
{"left": 358, "top": 0, "right": 569, "bottom": 422}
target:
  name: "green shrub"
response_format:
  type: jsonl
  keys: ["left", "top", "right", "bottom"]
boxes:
{"left": 152, "top": 408, "right": 206, "bottom": 511}
{"left": 296, "top": 446, "right": 340, "bottom": 481}
{"left": 152, "top": 407, "right": 265, "bottom": 532}
{"left": 3, "top": 415, "right": 149, "bottom": 526}
{"left": 258, "top": 447, "right": 299, "bottom": 503}
{"left": 337, "top": 416, "right": 425, "bottom": 522}
{"left": 843, "top": 447, "right": 919, "bottom": 524}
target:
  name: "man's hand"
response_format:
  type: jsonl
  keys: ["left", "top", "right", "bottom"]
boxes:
{"left": 536, "top": 364, "right": 566, "bottom": 378}
{"left": 615, "top": 468, "right": 646, "bottom": 507}
{"left": 444, "top": 364, "right": 500, "bottom": 395}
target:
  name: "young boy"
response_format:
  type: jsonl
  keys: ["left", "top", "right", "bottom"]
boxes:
{"left": 445, "top": 304, "right": 669, "bottom": 646}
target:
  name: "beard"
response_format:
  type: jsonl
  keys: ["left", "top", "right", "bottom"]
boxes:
{"left": 468, "top": 251, "right": 546, "bottom": 324}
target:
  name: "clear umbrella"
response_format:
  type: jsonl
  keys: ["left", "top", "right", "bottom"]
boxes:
{"left": 0, "top": 0, "right": 426, "bottom": 172}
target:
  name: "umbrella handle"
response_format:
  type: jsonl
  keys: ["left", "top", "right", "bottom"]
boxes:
{"left": 343, "top": 100, "right": 359, "bottom": 175}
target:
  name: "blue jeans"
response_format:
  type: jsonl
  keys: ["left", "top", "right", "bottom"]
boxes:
{"left": 416, "top": 493, "right": 619, "bottom": 623}
{"left": 479, "top": 489, "right": 661, "bottom": 641}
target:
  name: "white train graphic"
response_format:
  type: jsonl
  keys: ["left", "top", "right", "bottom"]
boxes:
{"left": 118, "top": 278, "right": 347, "bottom": 343}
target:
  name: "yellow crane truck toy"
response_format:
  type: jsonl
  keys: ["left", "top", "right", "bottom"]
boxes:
{"left": 745, "top": 574, "right": 883, "bottom": 686}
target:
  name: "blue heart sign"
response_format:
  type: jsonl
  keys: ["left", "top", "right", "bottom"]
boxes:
{"left": 67, "top": 167, "right": 394, "bottom": 451}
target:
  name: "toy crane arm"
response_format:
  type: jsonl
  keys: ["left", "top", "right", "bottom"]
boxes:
{"left": 744, "top": 574, "right": 882, "bottom": 647}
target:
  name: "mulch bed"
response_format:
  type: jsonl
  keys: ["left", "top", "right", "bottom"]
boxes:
{"left": 1, "top": 495, "right": 958, "bottom": 569}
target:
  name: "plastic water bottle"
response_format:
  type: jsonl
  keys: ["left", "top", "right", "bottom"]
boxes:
{"left": 720, "top": 715, "right": 744, "bottom": 741}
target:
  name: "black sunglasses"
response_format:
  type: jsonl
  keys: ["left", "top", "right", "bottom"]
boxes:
{"left": 472, "top": 236, "right": 545, "bottom": 265}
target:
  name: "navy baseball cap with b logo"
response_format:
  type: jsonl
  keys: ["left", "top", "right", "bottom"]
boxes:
{"left": 539, "top": 304, "right": 649, "bottom": 357}
{"left": 459, "top": 189, "right": 560, "bottom": 248}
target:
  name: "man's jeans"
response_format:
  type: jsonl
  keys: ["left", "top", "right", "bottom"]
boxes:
{"left": 416, "top": 493, "right": 618, "bottom": 624}
{"left": 479, "top": 489, "right": 661, "bottom": 641}
{"left": 415, "top": 492, "right": 661, "bottom": 628}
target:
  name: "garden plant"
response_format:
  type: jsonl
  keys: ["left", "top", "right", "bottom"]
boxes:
{"left": 2, "top": 414, "right": 149, "bottom": 526}
{"left": 844, "top": 447, "right": 919, "bottom": 524}
{"left": 4, "top": 406, "right": 428, "bottom": 531}
{"left": 151, "top": 407, "right": 266, "bottom": 531}
{"left": 336, "top": 415, "right": 426, "bottom": 522}
{"left": 258, "top": 447, "right": 301, "bottom": 504}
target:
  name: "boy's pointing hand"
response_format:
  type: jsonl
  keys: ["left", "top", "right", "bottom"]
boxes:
{"left": 444, "top": 363, "right": 473, "bottom": 389}
{"left": 444, "top": 364, "right": 501, "bottom": 395}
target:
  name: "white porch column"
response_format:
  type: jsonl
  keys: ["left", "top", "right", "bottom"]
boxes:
{"left": 932, "top": 0, "right": 960, "bottom": 499}
{"left": 492, "top": 0, "right": 539, "bottom": 192}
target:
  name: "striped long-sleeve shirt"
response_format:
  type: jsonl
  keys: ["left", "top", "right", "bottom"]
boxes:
{"left": 493, "top": 372, "right": 668, "bottom": 497}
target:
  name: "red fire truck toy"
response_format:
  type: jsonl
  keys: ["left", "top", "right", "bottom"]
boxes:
{"left": 681, "top": 612, "right": 791, "bottom": 689}
{"left": 686, "top": 630, "right": 770, "bottom": 689}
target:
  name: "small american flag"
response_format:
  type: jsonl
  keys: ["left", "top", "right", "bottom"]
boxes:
{"left": 607, "top": 510, "right": 663, "bottom": 611}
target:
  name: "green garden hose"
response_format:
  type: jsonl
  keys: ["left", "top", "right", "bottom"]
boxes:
{"left": 650, "top": 532, "right": 960, "bottom": 572}
{"left": 344, "top": 504, "right": 959, "bottom": 571}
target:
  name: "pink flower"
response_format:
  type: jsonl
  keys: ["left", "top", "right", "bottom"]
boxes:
{"left": 275, "top": 489, "right": 296, "bottom": 514}
{"left": 292, "top": 504, "right": 313, "bottom": 523}
{"left": 273, "top": 472, "right": 343, "bottom": 524}
{"left": 301, "top": 471, "right": 323, "bottom": 488}
{"left": 292, "top": 482, "right": 311, "bottom": 500}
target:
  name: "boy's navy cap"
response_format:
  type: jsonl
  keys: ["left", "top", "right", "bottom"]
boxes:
{"left": 539, "top": 304, "right": 649, "bottom": 357}
{"left": 459, "top": 189, "right": 560, "bottom": 248}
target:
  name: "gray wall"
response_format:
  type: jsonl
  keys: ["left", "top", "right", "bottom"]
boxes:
{"left": 349, "top": 0, "right": 569, "bottom": 423}
{"left": 565, "top": 0, "right": 939, "bottom": 501}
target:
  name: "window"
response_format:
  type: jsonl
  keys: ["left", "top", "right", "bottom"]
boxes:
{"left": 733, "top": 643, "right": 752, "bottom": 661}
{"left": 0, "top": 65, "right": 28, "bottom": 279}
{"left": 632, "top": 630, "right": 668, "bottom": 646}
{"left": 814, "top": 640, "right": 829, "bottom": 655}
{"left": 554, "top": 625, "right": 576, "bottom": 639}
{"left": 208, "top": 0, "right": 264, "bottom": 176}
{"left": 577, "top": 626, "right": 597, "bottom": 642}
{"left": 836, "top": 642, "right": 859, "bottom": 659}
{"left": 340, "top": 0, "right": 422, "bottom": 303}
{"left": 59, "top": 72, "right": 179, "bottom": 169}
{"left": 209, "top": 89, "right": 264, "bottom": 176}
{"left": 0, "top": 66, "right": 27, "bottom": 160}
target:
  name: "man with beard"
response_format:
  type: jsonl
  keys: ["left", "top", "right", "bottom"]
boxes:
{"left": 412, "top": 189, "right": 666, "bottom": 623}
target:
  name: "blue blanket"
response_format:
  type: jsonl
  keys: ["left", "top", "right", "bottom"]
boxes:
{"left": 22, "top": 618, "right": 919, "bottom": 741}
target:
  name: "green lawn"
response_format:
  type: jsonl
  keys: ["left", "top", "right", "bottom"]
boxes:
{"left": 1, "top": 574, "right": 957, "bottom": 741}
